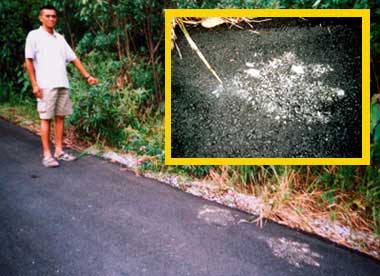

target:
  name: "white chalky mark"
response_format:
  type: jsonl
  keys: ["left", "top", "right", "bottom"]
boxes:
{"left": 312, "top": 63, "right": 334, "bottom": 77}
{"left": 291, "top": 65, "right": 305, "bottom": 74}
{"left": 212, "top": 91, "right": 220, "bottom": 97}
{"left": 244, "top": 68, "right": 261, "bottom": 78}
{"left": 336, "top": 89, "right": 345, "bottom": 97}
{"left": 266, "top": 102, "right": 277, "bottom": 113}
{"left": 197, "top": 205, "right": 235, "bottom": 226}
{"left": 218, "top": 51, "right": 342, "bottom": 125}
{"left": 211, "top": 84, "right": 224, "bottom": 98}
{"left": 258, "top": 236, "right": 321, "bottom": 268}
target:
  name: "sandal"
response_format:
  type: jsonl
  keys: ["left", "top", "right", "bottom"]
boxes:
{"left": 42, "top": 156, "right": 60, "bottom": 168}
{"left": 55, "top": 151, "right": 77, "bottom": 162}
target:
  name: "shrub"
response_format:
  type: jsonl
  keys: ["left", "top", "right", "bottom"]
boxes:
{"left": 70, "top": 82, "right": 126, "bottom": 145}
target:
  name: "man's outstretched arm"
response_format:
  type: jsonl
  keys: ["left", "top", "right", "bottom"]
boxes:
{"left": 71, "top": 58, "right": 98, "bottom": 85}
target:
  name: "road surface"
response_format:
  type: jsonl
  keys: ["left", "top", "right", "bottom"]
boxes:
{"left": 0, "top": 118, "right": 378, "bottom": 275}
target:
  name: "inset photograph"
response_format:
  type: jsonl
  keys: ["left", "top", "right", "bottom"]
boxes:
{"left": 165, "top": 10, "right": 370, "bottom": 165}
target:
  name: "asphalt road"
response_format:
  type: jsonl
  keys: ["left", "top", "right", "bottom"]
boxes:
{"left": 0, "top": 118, "right": 379, "bottom": 275}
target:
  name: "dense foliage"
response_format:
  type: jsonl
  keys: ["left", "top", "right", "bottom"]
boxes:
{"left": 0, "top": 0, "right": 165, "bottom": 154}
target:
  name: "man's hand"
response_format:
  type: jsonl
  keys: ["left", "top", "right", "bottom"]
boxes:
{"left": 71, "top": 58, "right": 98, "bottom": 86}
{"left": 87, "top": 76, "right": 98, "bottom": 86}
{"left": 32, "top": 85, "right": 42, "bottom": 99}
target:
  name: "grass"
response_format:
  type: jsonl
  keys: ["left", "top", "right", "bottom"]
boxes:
{"left": 0, "top": 100, "right": 40, "bottom": 132}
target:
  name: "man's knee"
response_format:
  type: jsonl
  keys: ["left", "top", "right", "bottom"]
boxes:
{"left": 40, "top": 119, "right": 51, "bottom": 131}
{"left": 41, "top": 118, "right": 51, "bottom": 125}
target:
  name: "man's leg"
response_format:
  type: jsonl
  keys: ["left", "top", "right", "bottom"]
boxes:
{"left": 41, "top": 119, "right": 52, "bottom": 158}
{"left": 53, "top": 115, "right": 76, "bottom": 161}
{"left": 38, "top": 89, "right": 60, "bottom": 167}
{"left": 53, "top": 88, "right": 76, "bottom": 161}
{"left": 54, "top": 115, "right": 65, "bottom": 155}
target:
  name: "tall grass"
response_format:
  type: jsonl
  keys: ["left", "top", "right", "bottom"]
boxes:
{"left": 202, "top": 165, "right": 380, "bottom": 233}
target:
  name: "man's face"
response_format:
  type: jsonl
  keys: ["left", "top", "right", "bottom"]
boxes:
{"left": 39, "top": 9, "right": 57, "bottom": 29}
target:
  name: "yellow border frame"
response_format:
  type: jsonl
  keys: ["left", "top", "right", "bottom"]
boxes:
{"left": 165, "top": 9, "right": 370, "bottom": 165}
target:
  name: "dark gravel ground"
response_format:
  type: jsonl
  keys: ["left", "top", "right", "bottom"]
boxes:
{"left": 171, "top": 18, "right": 362, "bottom": 158}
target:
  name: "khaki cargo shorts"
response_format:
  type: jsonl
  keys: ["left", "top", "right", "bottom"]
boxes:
{"left": 37, "top": 88, "right": 73, "bottom": 119}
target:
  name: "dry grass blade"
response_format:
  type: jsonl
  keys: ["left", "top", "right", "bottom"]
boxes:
{"left": 171, "top": 18, "right": 177, "bottom": 50}
{"left": 171, "top": 18, "right": 182, "bottom": 59}
{"left": 184, "top": 17, "right": 272, "bottom": 28}
{"left": 174, "top": 42, "right": 182, "bottom": 60}
{"left": 176, "top": 18, "right": 223, "bottom": 85}
{"left": 201, "top": 17, "right": 227, "bottom": 28}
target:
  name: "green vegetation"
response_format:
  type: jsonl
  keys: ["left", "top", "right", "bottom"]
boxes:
{"left": 0, "top": 0, "right": 379, "bottom": 241}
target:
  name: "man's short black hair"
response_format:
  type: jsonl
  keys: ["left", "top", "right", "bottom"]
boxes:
{"left": 39, "top": 4, "right": 58, "bottom": 14}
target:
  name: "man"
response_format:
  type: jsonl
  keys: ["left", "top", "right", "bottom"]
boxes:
{"left": 25, "top": 5, "right": 98, "bottom": 167}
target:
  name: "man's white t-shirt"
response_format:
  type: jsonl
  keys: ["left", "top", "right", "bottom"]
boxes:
{"left": 25, "top": 26, "right": 77, "bottom": 89}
